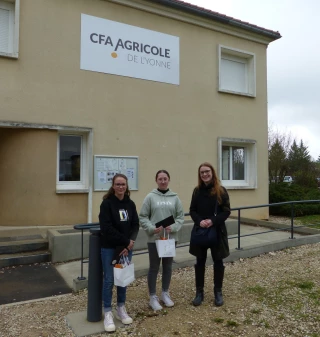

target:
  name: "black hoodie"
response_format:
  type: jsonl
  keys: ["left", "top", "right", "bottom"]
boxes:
{"left": 99, "top": 194, "right": 140, "bottom": 249}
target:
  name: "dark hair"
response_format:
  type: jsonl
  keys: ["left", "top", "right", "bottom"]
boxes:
{"left": 155, "top": 169, "right": 170, "bottom": 181}
{"left": 103, "top": 174, "right": 130, "bottom": 199}
{"left": 197, "top": 162, "right": 223, "bottom": 203}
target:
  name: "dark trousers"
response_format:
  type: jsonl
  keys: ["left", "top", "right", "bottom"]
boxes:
{"left": 195, "top": 247, "right": 224, "bottom": 269}
{"left": 147, "top": 242, "right": 173, "bottom": 295}
{"left": 195, "top": 247, "right": 224, "bottom": 291}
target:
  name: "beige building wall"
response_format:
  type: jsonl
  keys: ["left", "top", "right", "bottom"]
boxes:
{"left": 0, "top": 128, "right": 87, "bottom": 226}
{"left": 0, "top": 0, "right": 273, "bottom": 225}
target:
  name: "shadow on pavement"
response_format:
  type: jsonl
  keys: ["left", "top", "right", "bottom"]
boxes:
{"left": 0, "top": 263, "right": 72, "bottom": 305}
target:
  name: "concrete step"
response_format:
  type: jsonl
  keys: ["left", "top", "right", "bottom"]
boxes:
{"left": 0, "top": 238, "right": 48, "bottom": 254}
{"left": 0, "top": 250, "right": 51, "bottom": 268}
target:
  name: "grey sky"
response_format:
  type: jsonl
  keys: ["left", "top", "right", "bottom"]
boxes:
{"left": 187, "top": 0, "right": 320, "bottom": 160}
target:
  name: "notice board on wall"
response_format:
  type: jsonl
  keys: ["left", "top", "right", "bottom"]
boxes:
{"left": 94, "top": 155, "right": 139, "bottom": 191}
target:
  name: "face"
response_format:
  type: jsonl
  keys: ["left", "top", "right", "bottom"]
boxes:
{"left": 113, "top": 177, "right": 127, "bottom": 199}
{"left": 199, "top": 166, "right": 213, "bottom": 185}
{"left": 156, "top": 172, "right": 170, "bottom": 190}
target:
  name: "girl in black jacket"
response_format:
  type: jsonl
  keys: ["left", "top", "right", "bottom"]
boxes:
{"left": 189, "top": 162, "right": 230, "bottom": 307}
{"left": 99, "top": 174, "right": 139, "bottom": 333}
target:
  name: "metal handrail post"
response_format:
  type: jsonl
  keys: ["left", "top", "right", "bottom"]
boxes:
{"left": 87, "top": 228, "right": 102, "bottom": 322}
{"left": 236, "top": 209, "right": 242, "bottom": 250}
{"left": 77, "top": 229, "right": 86, "bottom": 280}
{"left": 290, "top": 203, "right": 295, "bottom": 239}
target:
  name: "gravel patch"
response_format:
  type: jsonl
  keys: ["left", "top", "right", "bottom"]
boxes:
{"left": 1, "top": 241, "right": 320, "bottom": 337}
{"left": 268, "top": 215, "right": 302, "bottom": 226}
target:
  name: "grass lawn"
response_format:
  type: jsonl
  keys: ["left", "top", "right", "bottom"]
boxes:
{"left": 295, "top": 214, "right": 320, "bottom": 229}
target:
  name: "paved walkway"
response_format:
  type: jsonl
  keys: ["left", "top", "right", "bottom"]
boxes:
{"left": 2, "top": 223, "right": 320, "bottom": 337}
{"left": 61, "top": 224, "right": 320, "bottom": 337}
{"left": 56, "top": 223, "right": 305, "bottom": 289}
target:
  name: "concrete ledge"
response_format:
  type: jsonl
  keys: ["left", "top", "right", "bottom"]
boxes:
{"left": 0, "top": 252, "right": 51, "bottom": 268}
{"left": 49, "top": 219, "right": 238, "bottom": 263}
{"left": 225, "top": 233, "right": 320, "bottom": 262}
{"left": 0, "top": 239, "right": 48, "bottom": 254}
{"left": 48, "top": 228, "right": 90, "bottom": 263}
{"left": 232, "top": 217, "right": 320, "bottom": 235}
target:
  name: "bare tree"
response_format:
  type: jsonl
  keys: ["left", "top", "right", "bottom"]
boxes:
{"left": 268, "top": 124, "right": 295, "bottom": 183}
{"left": 268, "top": 124, "right": 294, "bottom": 157}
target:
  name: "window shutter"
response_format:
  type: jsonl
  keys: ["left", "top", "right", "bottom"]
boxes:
{"left": 0, "top": 8, "right": 9, "bottom": 53}
{"left": 221, "top": 58, "right": 246, "bottom": 93}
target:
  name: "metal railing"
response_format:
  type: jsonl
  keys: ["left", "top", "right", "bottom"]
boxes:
{"left": 231, "top": 200, "right": 320, "bottom": 250}
{"left": 73, "top": 222, "right": 99, "bottom": 280}
{"left": 73, "top": 199, "right": 320, "bottom": 280}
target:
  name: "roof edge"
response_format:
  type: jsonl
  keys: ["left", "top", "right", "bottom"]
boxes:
{"left": 149, "top": 0, "right": 281, "bottom": 41}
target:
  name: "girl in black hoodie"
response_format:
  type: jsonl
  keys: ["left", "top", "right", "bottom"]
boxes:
{"left": 99, "top": 174, "right": 139, "bottom": 333}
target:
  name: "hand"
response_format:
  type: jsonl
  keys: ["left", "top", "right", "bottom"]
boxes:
{"left": 154, "top": 225, "right": 163, "bottom": 234}
{"left": 200, "top": 219, "right": 212, "bottom": 228}
{"left": 165, "top": 226, "right": 172, "bottom": 233}
{"left": 127, "top": 240, "right": 134, "bottom": 250}
{"left": 200, "top": 220, "right": 207, "bottom": 228}
{"left": 206, "top": 219, "right": 213, "bottom": 228}
{"left": 120, "top": 248, "right": 128, "bottom": 256}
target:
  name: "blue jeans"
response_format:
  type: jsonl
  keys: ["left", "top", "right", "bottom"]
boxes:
{"left": 101, "top": 248, "right": 133, "bottom": 312}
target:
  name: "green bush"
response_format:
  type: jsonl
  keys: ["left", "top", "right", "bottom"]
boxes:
{"left": 269, "top": 183, "right": 320, "bottom": 216}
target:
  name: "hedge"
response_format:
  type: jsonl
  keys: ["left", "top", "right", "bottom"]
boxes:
{"left": 269, "top": 183, "right": 320, "bottom": 216}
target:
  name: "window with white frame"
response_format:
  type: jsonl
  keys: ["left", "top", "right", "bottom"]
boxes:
{"left": 0, "top": 0, "right": 20, "bottom": 58}
{"left": 57, "top": 133, "right": 89, "bottom": 192}
{"left": 218, "top": 45, "right": 256, "bottom": 97}
{"left": 218, "top": 137, "right": 257, "bottom": 189}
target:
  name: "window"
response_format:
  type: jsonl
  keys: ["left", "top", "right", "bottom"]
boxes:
{"left": 218, "top": 137, "right": 257, "bottom": 189}
{"left": 218, "top": 45, "right": 256, "bottom": 97}
{"left": 57, "top": 133, "right": 89, "bottom": 192}
{"left": 0, "top": 0, "right": 20, "bottom": 58}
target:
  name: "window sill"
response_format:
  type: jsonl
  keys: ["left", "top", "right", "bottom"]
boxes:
{"left": 218, "top": 89, "right": 255, "bottom": 98}
{"left": 56, "top": 188, "right": 89, "bottom": 194}
{"left": 224, "top": 185, "right": 256, "bottom": 190}
{"left": 0, "top": 51, "right": 18, "bottom": 59}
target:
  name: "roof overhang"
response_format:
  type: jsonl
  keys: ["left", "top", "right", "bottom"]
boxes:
{"left": 104, "top": 0, "right": 282, "bottom": 44}
{"left": 149, "top": 0, "right": 281, "bottom": 41}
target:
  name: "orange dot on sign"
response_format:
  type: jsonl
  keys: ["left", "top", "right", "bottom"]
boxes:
{"left": 111, "top": 52, "right": 117, "bottom": 58}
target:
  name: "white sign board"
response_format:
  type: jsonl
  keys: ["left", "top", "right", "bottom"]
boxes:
{"left": 94, "top": 155, "right": 139, "bottom": 191}
{"left": 81, "top": 14, "right": 180, "bottom": 85}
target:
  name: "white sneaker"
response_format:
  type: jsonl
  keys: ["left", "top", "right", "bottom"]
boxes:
{"left": 161, "top": 291, "right": 174, "bottom": 307}
{"left": 149, "top": 295, "right": 163, "bottom": 311}
{"left": 104, "top": 312, "right": 116, "bottom": 332}
{"left": 115, "top": 306, "right": 133, "bottom": 325}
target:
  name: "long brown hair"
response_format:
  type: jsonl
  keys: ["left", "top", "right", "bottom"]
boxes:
{"left": 196, "top": 162, "right": 223, "bottom": 203}
{"left": 103, "top": 174, "right": 130, "bottom": 199}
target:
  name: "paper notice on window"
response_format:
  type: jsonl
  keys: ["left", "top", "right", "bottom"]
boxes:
{"left": 106, "top": 158, "right": 118, "bottom": 171}
{"left": 98, "top": 171, "right": 107, "bottom": 184}
{"left": 126, "top": 168, "right": 134, "bottom": 180}
{"left": 119, "top": 159, "right": 127, "bottom": 172}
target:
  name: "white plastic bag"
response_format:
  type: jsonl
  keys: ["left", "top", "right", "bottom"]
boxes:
{"left": 155, "top": 230, "right": 176, "bottom": 258}
{"left": 113, "top": 256, "right": 135, "bottom": 287}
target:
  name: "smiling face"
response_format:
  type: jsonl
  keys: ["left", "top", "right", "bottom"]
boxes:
{"left": 156, "top": 172, "right": 170, "bottom": 190}
{"left": 199, "top": 165, "right": 213, "bottom": 185}
{"left": 113, "top": 176, "right": 127, "bottom": 199}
